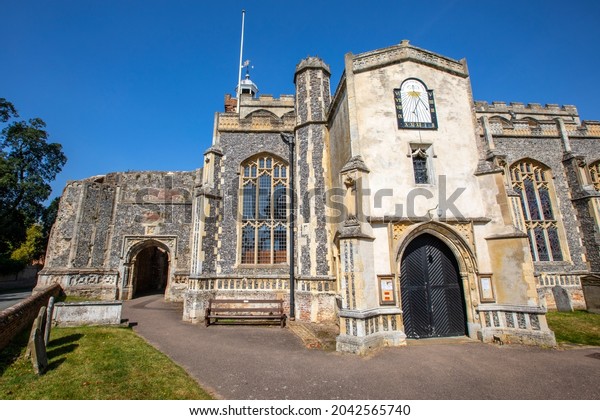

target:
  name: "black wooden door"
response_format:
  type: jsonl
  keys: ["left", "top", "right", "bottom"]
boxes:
{"left": 400, "top": 234, "right": 466, "bottom": 338}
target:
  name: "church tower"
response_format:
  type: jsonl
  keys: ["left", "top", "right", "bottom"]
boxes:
{"left": 293, "top": 57, "right": 333, "bottom": 280}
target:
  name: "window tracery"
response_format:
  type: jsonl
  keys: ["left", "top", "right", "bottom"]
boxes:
{"left": 240, "top": 155, "right": 288, "bottom": 264}
{"left": 510, "top": 160, "right": 562, "bottom": 261}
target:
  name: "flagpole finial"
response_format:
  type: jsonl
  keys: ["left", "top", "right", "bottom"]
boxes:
{"left": 236, "top": 9, "right": 246, "bottom": 111}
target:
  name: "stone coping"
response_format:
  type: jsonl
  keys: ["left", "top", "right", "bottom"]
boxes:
{"left": 54, "top": 300, "right": 122, "bottom": 307}
{"left": 339, "top": 307, "right": 403, "bottom": 319}
{"left": 476, "top": 304, "right": 547, "bottom": 314}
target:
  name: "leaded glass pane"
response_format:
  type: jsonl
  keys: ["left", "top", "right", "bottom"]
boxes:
{"left": 538, "top": 186, "right": 554, "bottom": 220}
{"left": 258, "top": 174, "right": 271, "bottom": 219}
{"left": 241, "top": 226, "right": 255, "bottom": 264}
{"left": 523, "top": 178, "right": 540, "bottom": 220}
{"left": 273, "top": 184, "right": 287, "bottom": 220}
{"left": 515, "top": 186, "right": 528, "bottom": 221}
{"left": 273, "top": 225, "right": 287, "bottom": 263}
{"left": 242, "top": 183, "right": 256, "bottom": 220}
{"left": 258, "top": 225, "right": 271, "bottom": 264}
{"left": 534, "top": 226, "right": 549, "bottom": 261}
{"left": 547, "top": 226, "right": 563, "bottom": 261}
{"left": 412, "top": 155, "right": 429, "bottom": 184}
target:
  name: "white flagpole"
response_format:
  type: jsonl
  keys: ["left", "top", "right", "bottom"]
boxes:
{"left": 236, "top": 9, "right": 246, "bottom": 113}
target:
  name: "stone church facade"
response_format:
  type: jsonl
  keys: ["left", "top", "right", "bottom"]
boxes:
{"left": 37, "top": 41, "right": 600, "bottom": 353}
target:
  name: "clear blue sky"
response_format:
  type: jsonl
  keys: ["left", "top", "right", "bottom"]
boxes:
{"left": 2, "top": 0, "right": 599, "bottom": 201}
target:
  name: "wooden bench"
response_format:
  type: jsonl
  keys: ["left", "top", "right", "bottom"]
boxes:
{"left": 204, "top": 299, "right": 287, "bottom": 328}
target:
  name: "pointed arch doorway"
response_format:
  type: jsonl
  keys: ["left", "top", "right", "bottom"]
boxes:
{"left": 400, "top": 233, "right": 467, "bottom": 339}
{"left": 132, "top": 245, "right": 169, "bottom": 298}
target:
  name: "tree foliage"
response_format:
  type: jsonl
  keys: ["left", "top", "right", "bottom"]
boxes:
{"left": 0, "top": 98, "right": 66, "bottom": 271}
{"left": 10, "top": 224, "right": 44, "bottom": 265}
{"left": 0, "top": 98, "right": 18, "bottom": 123}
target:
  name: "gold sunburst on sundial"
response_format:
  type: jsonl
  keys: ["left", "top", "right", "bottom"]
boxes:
{"left": 408, "top": 90, "right": 421, "bottom": 98}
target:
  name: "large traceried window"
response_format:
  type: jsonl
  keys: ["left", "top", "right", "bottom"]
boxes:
{"left": 510, "top": 160, "right": 563, "bottom": 261}
{"left": 240, "top": 155, "right": 288, "bottom": 265}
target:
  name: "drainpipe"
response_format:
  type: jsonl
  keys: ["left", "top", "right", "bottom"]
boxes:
{"left": 281, "top": 133, "right": 295, "bottom": 320}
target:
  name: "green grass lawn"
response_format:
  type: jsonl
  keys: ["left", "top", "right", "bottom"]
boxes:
{"left": 546, "top": 310, "right": 600, "bottom": 346}
{"left": 0, "top": 326, "right": 213, "bottom": 400}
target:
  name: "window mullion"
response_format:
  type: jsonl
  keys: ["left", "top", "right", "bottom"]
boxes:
{"left": 533, "top": 181, "right": 544, "bottom": 221}
{"left": 542, "top": 224, "right": 552, "bottom": 261}
{"left": 254, "top": 224, "right": 258, "bottom": 264}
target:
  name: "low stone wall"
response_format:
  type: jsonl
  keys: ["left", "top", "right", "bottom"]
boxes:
{"left": 477, "top": 304, "right": 556, "bottom": 347}
{"left": 538, "top": 285, "right": 585, "bottom": 310}
{"left": 0, "top": 284, "right": 62, "bottom": 351}
{"left": 52, "top": 301, "right": 123, "bottom": 326}
{"left": 536, "top": 273, "right": 586, "bottom": 310}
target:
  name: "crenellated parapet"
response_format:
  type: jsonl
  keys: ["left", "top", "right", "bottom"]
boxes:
{"left": 217, "top": 109, "right": 295, "bottom": 132}
{"left": 237, "top": 94, "right": 295, "bottom": 119}
{"left": 218, "top": 91, "right": 295, "bottom": 132}
{"left": 480, "top": 118, "right": 600, "bottom": 138}
{"left": 476, "top": 101, "right": 600, "bottom": 138}
{"left": 475, "top": 100, "right": 579, "bottom": 117}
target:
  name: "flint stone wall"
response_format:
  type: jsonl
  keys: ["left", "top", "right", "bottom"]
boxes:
{"left": 39, "top": 171, "right": 197, "bottom": 301}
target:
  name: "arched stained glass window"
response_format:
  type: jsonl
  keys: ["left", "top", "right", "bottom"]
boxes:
{"left": 240, "top": 155, "right": 288, "bottom": 265}
{"left": 510, "top": 160, "right": 563, "bottom": 261}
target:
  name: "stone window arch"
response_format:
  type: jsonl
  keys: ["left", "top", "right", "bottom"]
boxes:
{"left": 488, "top": 116, "right": 513, "bottom": 132}
{"left": 239, "top": 154, "right": 288, "bottom": 264}
{"left": 510, "top": 159, "right": 563, "bottom": 261}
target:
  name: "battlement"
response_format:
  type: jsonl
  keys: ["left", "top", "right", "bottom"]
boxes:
{"left": 217, "top": 109, "right": 295, "bottom": 132}
{"left": 473, "top": 100, "right": 600, "bottom": 137}
{"left": 478, "top": 114, "right": 600, "bottom": 138}
{"left": 223, "top": 93, "right": 295, "bottom": 119}
{"left": 475, "top": 101, "right": 579, "bottom": 120}
{"left": 295, "top": 56, "right": 331, "bottom": 77}
{"left": 240, "top": 93, "right": 294, "bottom": 113}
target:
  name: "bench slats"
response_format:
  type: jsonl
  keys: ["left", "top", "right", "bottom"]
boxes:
{"left": 209, "top": 315, "right": 283, "bottom": 319}
{"left": 205, "top": 298, "right": 286, "bottom": 328}
{"left": 210, "top": 307, "right": 282, "bottom": 313}
{"left": 209, "top": 299, "right": 283, "bottom": 304}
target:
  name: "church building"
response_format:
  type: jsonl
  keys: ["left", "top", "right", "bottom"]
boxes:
{"left": 37, "top": 41, "right": 600, "bottom": 353}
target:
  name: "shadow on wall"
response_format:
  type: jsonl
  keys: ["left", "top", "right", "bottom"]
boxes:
{"left": 0, "top": 265, "right": 41, "bottom": 291}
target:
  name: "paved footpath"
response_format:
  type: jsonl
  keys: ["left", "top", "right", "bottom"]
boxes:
{"left": 123, "top": 294, "right": 600, "bottom": 400}
{"left": 0, "top": 289, "right": 32, "bottom": 311}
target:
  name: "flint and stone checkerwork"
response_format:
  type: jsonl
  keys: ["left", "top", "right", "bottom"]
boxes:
{"left": 39, "top": 41, "right": 599, "bottom": 353}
